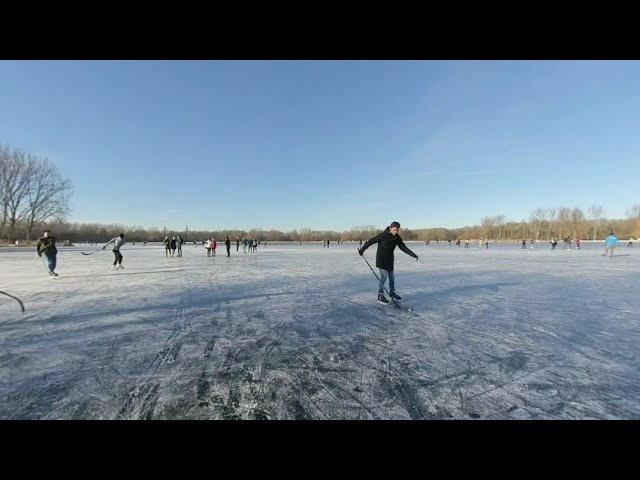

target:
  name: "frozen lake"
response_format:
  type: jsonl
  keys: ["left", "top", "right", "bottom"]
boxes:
{"left": 1, "top": 240, "right": 639, "bottom": 419}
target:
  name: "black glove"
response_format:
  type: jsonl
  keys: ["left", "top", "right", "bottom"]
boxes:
{"left": 358, "top": 249, "right": 363, "bottom": 256}
{"left": 415, "top": 256, "right": 419, "bottom": 261}
{"left": 102, "top": 246, "right": 106, "bottom": 250}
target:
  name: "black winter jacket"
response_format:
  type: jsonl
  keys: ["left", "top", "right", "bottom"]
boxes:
{"left": 359, "top": 227, "right": 417, "bottom": 271}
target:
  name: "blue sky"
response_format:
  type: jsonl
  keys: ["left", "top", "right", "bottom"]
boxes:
{"left": 1, "top": 60, "right": 638, "bottom": 231}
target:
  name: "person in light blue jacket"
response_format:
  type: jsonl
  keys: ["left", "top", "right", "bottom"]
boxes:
{"left": 604, "top": 232, "right": 619, "bottom": 257}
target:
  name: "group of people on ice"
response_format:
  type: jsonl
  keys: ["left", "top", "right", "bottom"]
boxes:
{"left": 323, "top": 239, "right": 346, "bottom": 247}
{"left": 241, "top": 238, "right": 259, "bottom": 253}
{"left": 203, "top": 237, "right": 259, "bottom": 256}
{"left": 35, "top": 230, "right": 127, "bottom": 277}
{"left": 163, "top": 235, "right": 184, "bottom": 257}
{"left": 33, "top": 224, "right": 633, "bottom": 293}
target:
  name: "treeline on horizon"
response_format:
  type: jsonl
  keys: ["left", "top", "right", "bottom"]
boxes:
{"left": 4, "top": 204, "right": 639, "bottom": 244}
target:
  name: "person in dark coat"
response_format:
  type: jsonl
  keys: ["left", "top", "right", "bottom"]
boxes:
{"left": 358, "top": 221, "right": 418, "bottom": 305}
{"left": 225, "top": 236, "right": 231, "bottom": 257}
{"left": 36, "top": 229, "right": 59, "bottom": 277}
{"left": 163, "top": 236, "right": 171, "bottom": 257}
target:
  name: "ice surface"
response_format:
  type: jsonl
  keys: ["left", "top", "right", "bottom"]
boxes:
{"left": 1, "top": 240, "right": 638, "bottom": 419}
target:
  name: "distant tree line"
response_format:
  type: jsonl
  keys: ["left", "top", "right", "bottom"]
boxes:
{"left": 7, "top": 204, "right": 638, "bottom": 245}
{"left": 0, "top": 143, "right": 73, "bottom": 242}
{"left": 8, "top": 223, "right": 388, "bottom": 244}
{"left": 415, "top": 205, "right": 639, "bottom": 242}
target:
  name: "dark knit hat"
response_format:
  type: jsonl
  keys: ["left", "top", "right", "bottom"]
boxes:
{"left": 390, "top": 221, "right": 401, "bottom": 229}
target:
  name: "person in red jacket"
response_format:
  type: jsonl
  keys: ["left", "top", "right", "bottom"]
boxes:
{"left": 212, "top": 238, "right": 217, "bottom": 257}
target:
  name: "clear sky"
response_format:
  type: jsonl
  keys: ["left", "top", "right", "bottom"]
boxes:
{"left": 1, "top": 60, "right": 638, "bottom": 232}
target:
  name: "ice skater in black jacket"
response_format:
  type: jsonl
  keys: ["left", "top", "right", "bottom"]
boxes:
{"left": 358, "top": 221, "right": 418, "bottom": 305}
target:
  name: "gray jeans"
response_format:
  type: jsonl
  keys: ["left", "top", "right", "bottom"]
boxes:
{"left": 379, "top": 268, "right": 395, "bottom": 294}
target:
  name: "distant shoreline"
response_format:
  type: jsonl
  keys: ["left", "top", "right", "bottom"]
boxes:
{"left": 1, "top": 238, "right": 636, "bottom": 249}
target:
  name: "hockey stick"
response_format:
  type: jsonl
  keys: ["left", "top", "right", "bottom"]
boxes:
{"left": 0, "top": 290, "right": 25, "bottom": 313}
{"left": 81, "top": 241, "right": 112, "bottom": 255}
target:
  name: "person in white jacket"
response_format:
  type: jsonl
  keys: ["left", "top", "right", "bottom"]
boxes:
{"left": 205, "top": 238, "right": 212, "bottom": 257}
{"left": 104, "top": 233, "right": 126, "bottom": 270}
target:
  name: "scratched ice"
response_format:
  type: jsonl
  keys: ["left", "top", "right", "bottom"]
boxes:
{"left": 1, "top": 240, "right": 638, "bottom": 419}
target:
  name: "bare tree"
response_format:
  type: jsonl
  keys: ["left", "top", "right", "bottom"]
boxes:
{"left": 570, "top": 207, "right": 585, "bottom": 239}
{"left": 480, "top": 216, "right": 495, "bottom": 239}
{"left": 628, "top": 204, "right": 640, "bottom": 240}
{"left": 0, "top": 148, "right": 34, "bottom": 241}
{"left": 494, "top": 214, "right": 506, "bottom": 240}
{"left": 247, "top": 228, "right": 261, "bottom": 240}
{"left": 346, "top": 225, "right": 378, "bottom": 242}
{"left": 588, "top": 204, "right": 605, "bottom": 241}
{"left": 546, "top": 208, "right": 556, "bottom": 240}
{"left": 529, "top": 208, "right": 547, "bottom": 240}
{"left": 298, "top": 227, "right": 312, "bottom": 242}
{"left": 0, "top": 144, "right": 8, "bottom": 237}
{"left": 557, "top": 207, "right": 572, "bottom": 240}
{"left": 24, "top": 157, "right": 73, "bottom": 241}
